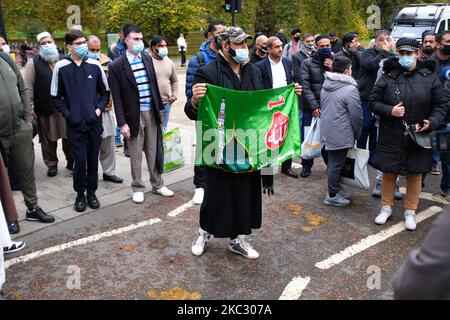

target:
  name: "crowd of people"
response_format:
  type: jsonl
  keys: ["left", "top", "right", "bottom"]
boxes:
{"left": 0, "top": 21, "right": 450, "bottom": 298}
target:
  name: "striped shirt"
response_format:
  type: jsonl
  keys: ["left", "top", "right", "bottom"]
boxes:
{"left": 127, "top": 52, "right": 152, "bottom": 111}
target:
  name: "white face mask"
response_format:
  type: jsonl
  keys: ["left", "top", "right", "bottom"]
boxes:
{"left": 1, "top": 44, "right": 10, "bottom": 55}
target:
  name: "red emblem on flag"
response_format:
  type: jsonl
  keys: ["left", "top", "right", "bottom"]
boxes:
{"left": 266, "top": 112, "right": 289, "bottom": 150}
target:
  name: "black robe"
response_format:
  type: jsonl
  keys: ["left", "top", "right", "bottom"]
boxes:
{"left": 185, "top": 54, "right": 265, "bottom": 238}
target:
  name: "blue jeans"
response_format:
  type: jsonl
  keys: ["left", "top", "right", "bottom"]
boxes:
{"left": 162, "top": 103, "right": 172, "bottom": 129}
{"left": 115, "top": 126, "right": 121, "bottom": 145}
{"left": 357, "top": 100, "right": 377, "bottom": 166}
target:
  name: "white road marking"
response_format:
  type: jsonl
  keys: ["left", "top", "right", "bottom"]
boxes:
{"left": 399, "top": 187, "right": 449, "bottom": 205}
{"left": 167, "top": 201, "right": 194, "bottom": 217}
{"left": 279, "top": 276, "right": 311, "bottom": 300}
{"left": 315, "top": 206, "right": 442, "bottom": 270}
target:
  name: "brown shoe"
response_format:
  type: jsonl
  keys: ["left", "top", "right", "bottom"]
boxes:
{"left": 281, "top": 168, "right": 299, "bottom": 179}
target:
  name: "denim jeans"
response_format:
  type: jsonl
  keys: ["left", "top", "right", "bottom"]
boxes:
{"left": 162, "top": 103, "right": 172, "bottom": 129}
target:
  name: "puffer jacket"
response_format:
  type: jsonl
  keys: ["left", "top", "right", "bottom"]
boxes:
{"left": 320, "top": 72, "right": 362, "bottom": 150}
{"left": 0, "top": 52, "right": 32, "bottom": 136}
{"left": 369, "top": 57, "right": 447, "bottom": 175}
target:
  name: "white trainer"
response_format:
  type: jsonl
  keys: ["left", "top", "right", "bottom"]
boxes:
{"left": 191, "top": 228, "right": 211, "bottom": 256}
{"left": 132, "top": 192, "right": 144, "bottom": 204}
{"left": 375, "top": 205, "right": 392, "bottom": 225}
{"left": 404, "top": 210, "right": 417, "bottom": 231}
{"left": 229, "top": 235, "right": 260, "bottom": 260}
{"left": 192, "top": 188, "right": 204, "bottom": 205}
{"left": 153, "top": 186, "right": 174, "bottom": 197}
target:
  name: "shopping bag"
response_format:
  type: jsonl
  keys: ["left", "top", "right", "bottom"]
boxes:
{"left": 301, "top": 117, "right": 321, "bottom": 160}
{"left": 340, "top": 147, "right": 370, "bottom": 191}
{"left": 163, "top": 128, "right": 185, "bottom": 172}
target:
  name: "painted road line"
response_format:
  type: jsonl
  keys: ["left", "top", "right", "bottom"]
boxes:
{"left": 399, "top": 187, "right": 449, "bottom": 205}
{"left": 279, "top": 276, "right": 311, "bottom": 300}
{"left": 315, "top": 206, "right": 442, "bottom": 270}
{"left": 4, "top": 218, "right": 162, "bottom": 269}
{"left": 167, "top": 201, "right": 194, "bottom": 217}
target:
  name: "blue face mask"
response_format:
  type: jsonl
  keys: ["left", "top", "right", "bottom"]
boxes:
{"left": 230, "top": 47, "right": 249, "bottom": 64}
{"left": 399, "top": 55, "right": 416, "bottom": 69}
{"left": 318, "top": 47, "right": 332, "bottom": 59}
{"left": 131, "top": 42, "right": 144, "bottom": 54}
{"left": 41, "top": 43, "right": 58, "bottom": 57}
{"left": 157, "top": 47, "right": 168, "bottom": 58}
{"left": 87, "top": 51, "right": 100, "bottom": 60}
{"left": 75, "top": 43, "right": 89, "bottom": 58}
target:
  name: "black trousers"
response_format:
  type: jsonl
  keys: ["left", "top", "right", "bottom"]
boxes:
{"left": 67, "top": 125, "right": 103, "bottom": 196}
{"left": 194, "top": 165, "right": 206, "bottom": 188}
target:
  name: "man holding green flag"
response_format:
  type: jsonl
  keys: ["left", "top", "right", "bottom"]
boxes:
{"left": 185, "top": 26, "right": 302, "bottom": 260}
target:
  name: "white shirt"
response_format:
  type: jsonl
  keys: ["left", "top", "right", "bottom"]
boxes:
{"left": 177, "top": 37, "right": 187, "bottom": 51}
{"left": 126, "top": 50, "right": 142, "bottom": 64}
{"left": 269, "top": 57, "right": 287, "bottom": 89}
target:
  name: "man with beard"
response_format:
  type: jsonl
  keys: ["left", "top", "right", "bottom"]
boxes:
{"left": 24, "top": 32, "right": 74, "bottom": 177}
{"left": 418, "top": 31, "right": 437, "bottom": 61}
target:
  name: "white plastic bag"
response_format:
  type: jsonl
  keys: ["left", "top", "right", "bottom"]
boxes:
{"left": 301, "top": 117, "right": 321, "bottom": 160}
{"left": 340, "top": 148, "right": 370, "bottom": 191}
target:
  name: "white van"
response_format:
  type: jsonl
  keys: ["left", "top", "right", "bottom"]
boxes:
{"left": 389, "top": 3, "right": 450, "bottom": 42}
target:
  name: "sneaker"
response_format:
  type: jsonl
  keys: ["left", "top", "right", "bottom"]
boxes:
{"left": 153, "top": 186, "right": 174, "bottom": 197}
{"left": 133, "top": 192, "right": 145, "bottom": 204}
{"left": 323, "top": 193, "right": 351, "bottom": 207}
{"left": 338, "top": 185, "right": 352, "bottom": 200}
{"left": 300, "top": 167, "right": 311, "bottom": 178}
{"left": 229, "top": 236, "right": 260, "bottom": 260}
{"left": 394, "top": 185, "right": 404, "bottom": 200}
{"left": 192, "top": 188, "right": 204, "bottom": 205}
{"left": 372, "top": 180, "right": 381, "bottom": 198}
{"left": 87, "top": 194, "right": 101, "bottom": 209}
{"left": 375, "top": 205, "right": 392, "bottom": 225}
{"left": 431, "top": 165, "right": 441, "bottom": 175}
{"left": 124, "top": 146, "right": 130, "bottom": 158}
{"left": 404, "top": 210, "right": 417, "bottom": 231}
{"left": 47, "top": 166, "right": 57, "bottom": 177}
{"left": 26, "top": 206, "right": 55, "bottom": 223}
{"left": 7, "top": 220, "right": 20, "bottom": 234}
{"left": 3, "top": 241, "right": 26, "bottom": 254}
{"left": 191, "top": 229, "right": 211, "bottom": 256}
{"left": 74, "top": 194, "right": 87, "bottom": 212}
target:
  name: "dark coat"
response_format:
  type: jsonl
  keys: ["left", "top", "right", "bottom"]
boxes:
{"left": 292, "top": 48, "right": 313, "bottom": 83}
{"left": 254, "top": 57, "right": 293, "bottom": 89}
{"left": 108, "top": 52, "right": 164, "bottom": 173}
{"left": 335, "top": 48, "right": 361, "bottom": 81}
{"left": 184, "top": 54, "right": 264, "bottom": 238}
{"left": 359, "top": 47, "right": 391, "bottom": 101}
{"left": 369, "top": 58, "right": 447, "bottom": 175}
{"left": 299, "top": 52, "right": 332, "bottom": 112}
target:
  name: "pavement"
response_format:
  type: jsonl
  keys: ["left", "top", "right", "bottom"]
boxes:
{"left": 2, "top": 70, "right": 449, "bottom": 301}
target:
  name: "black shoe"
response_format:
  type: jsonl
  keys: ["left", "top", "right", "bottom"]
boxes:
{"left": 103, "top": 174, "right": 124, "bottom": 184}
{"left": 26, "top": 206, "right": 55, "bottom": 223}
{"left": 66, "top": 159, "right": 74, "bottom": 171}
{"left": 300, "top": 168, "right": 311, "bottom": 178}
{"left": 47, "top": 166, "right": 58, "bottom": 177}
{"left": 87, "top": 194, "right": 101, "bottom": 209}
{"left": 281, "top": 168, "right": 299, "bottom": 179}
{"left": 7, "top": 220, "right": 20, "bottom": 234}
{"left": 124, "top": 147, "right": 130, "bottom": 158}
{"left": 74, "top": 195, "right": 87, "bottom": 212}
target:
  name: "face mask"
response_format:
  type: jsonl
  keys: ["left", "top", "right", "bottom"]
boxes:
{"left": 423, "top": 47, "right": 435, "bottom": 54}
{"left": 293, "top": 36, "right": 300, "bottom": 42}
{"left": 131, "top": 42, "right": 144, "bottom": 54}
{"left": 259, "top": 46, "right": 268, "bottom": 55}
{"left": 307, "top": 43, "right": 316, "bottom": 50}
{"left": 157, "top": 47, "right": 168, "bottom": 58}
{"left": 41, "top": 43, "right": 58, "bottom": 57}
{"left": 75, "top": 43, "right": 89, "bottom": 58}
{"left": 399, "top": 55, "right": 416, "bottom": 69}
{"left": 228, "top": 46, "right": 249, "bottom": 64}
{"left": 441, "top": 44, "right": 450, "bottom": 56}
{"left": 318, "top": 47, "right": 332, "bottom": 60}
{"left": 1, "top": 44, "right": 10, "bottom": 55}
{"left": 87, "top": 51, "right": 100, "bottom": 60}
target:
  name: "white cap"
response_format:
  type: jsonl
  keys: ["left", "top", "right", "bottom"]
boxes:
{"left": 37, "top": 32, "right": 52, "bottom": 43}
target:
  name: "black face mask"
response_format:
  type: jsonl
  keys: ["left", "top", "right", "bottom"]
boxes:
{"left": 441, "top": 44, "right": 450, "bottom": 56}
{"left": 259, "top": 46, "right": 268, "bottom": 54}
{"left": 293, "top": 36, "right": 300, "bottom": 42}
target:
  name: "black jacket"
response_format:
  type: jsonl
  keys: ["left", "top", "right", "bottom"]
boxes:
{"left": 369, "top": 58, "right": 447, "bottom": 175}
{"left": 359, "top": 47, "right": 391, "bottom": 100}
{"left": 299, "top": 52, "right": 332, "bottom": 112}
{"left": 335, "top": 48, "right": 361, "bottom": 81}
{"left": 292, "top": 49, "right": 313, "bottom": 84}
{"left": 254, "top": 57, "right": 293, "bottom": 90}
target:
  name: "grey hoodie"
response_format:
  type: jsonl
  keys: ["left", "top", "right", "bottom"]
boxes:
{"left": 320, "top": 72, "right": 362, "bottom": 151}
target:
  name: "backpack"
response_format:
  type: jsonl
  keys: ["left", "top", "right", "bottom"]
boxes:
{"left": 196, "top": 52, "right": 206, "bottom": 68}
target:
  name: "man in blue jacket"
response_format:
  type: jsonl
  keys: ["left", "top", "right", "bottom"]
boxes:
{"left": 51, "top": 30, "right": 110, "bottom": 213}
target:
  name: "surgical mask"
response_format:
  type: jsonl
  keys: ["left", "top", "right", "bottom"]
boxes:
{"left": 157, "top": 47, "right": 168, "bottom": 58}
{"left": 229, "top": 46, "right": 249, "bottom": 64}
{"left": 441, "top": 44, "right": 450, "bottom": 56}
{"left": 399, "top": 55, "right": 416, "bottom": 69}
{"left": 87, "top": 51, "right": 100, "bottom": 60}
{"left": 41, "top": 43, "right": 58, "bottom": 57}
{"left": 75, "top": 43, "right": 89, "bottom": 58}
{"left": 131, "top": 42, "right": 144, "bottom": 54}
{"left": 1, "top": 44, "right": 10, "bottom": 55}
{"left": 318, "top": 47, "right": 332, "bottom": 60}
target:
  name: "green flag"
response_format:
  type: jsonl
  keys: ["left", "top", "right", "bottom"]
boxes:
{"left": 196, "top": 84, "right": 301, "bottom": 173}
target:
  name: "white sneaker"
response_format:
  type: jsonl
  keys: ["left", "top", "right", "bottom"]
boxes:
{"left": 132, "top": 192, "right": 144, "bottom": 204}
{"left": 192, "top": 188, "right": 204, "bottom": 205}
{"left": 191, "top": 228, "right": 211, "bottom": 256}
{"left": 404, "top": 210, "right": 417, "bottom": 231}
{"left": 3, "top": 241, "right": 26, "bottom": 254}
{"left": 375, "top": 205, "right": 392, "bottom": 225}
{"left": 153, "top": 186, "right": 174, "bottom": 197}
{"left": 229, "top": 235, "right": 260, "bottom": 260}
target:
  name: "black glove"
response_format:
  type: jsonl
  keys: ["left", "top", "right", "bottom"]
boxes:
{"left": 262, "top": 174, "right": 274, "bottom": 197}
